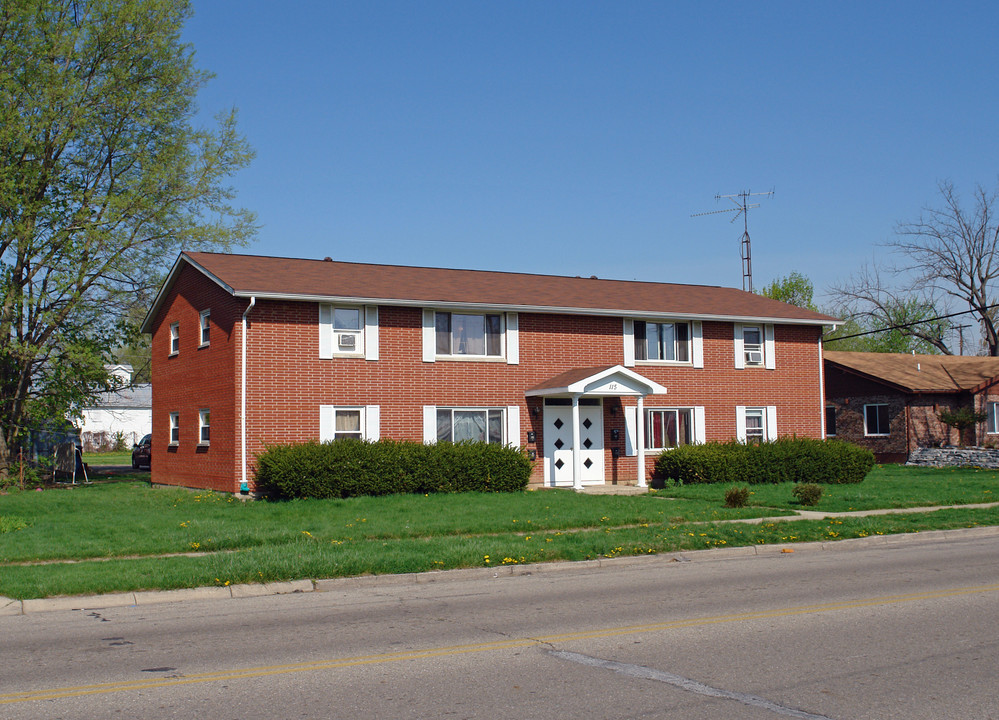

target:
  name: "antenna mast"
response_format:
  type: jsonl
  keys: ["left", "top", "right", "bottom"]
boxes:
{"left": 692, "top": 189, "right": 774, "bottom": 292}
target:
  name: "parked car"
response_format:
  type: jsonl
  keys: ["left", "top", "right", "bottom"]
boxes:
{"left": 132, "top": 434, "right": 151, "bottom": 469}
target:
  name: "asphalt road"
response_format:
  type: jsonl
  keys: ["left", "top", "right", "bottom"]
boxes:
{"left": 2, "top": 532, "right": 998, "bottom": 719}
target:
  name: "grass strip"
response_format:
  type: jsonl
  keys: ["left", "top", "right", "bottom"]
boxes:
{"left": 0, "top": 482, "right": 789, "bottom": 564}
{"left": 3, "top": 505, "right": 998, "bottom": 600}
{"left": 654, "top": 464, "right": 999, "bottom": 512}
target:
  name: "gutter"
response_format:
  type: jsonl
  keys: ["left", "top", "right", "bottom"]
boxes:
{"left": 240, "top": 296, "right": 256, "bottom": 493}
{"left": 227, "top": 290, "right": 837, "bottom": 327}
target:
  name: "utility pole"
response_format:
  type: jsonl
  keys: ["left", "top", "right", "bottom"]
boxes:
{"left": 692, "top": 189, "right": 774, "bottom": 292}
{"left": 954, "top": 324, "right": 970, "bottom": 355}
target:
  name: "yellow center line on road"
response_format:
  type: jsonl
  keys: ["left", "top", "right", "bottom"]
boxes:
{"left": 4, "top": 582, "right": 997, "bottom": 705}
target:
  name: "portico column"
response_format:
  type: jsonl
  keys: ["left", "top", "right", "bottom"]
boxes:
{"left": 571, "top": 394, "right": 583, "bottom": 490}
{"left": 636, "top": 395, "right": 647, "bottom": 487}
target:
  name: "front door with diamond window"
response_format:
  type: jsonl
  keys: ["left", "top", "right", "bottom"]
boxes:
{"left": 544, "top": 402, "right": 604, "bottom": 486}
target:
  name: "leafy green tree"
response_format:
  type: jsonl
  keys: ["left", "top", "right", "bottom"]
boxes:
{"left": 0, "top": 0, "right": 255, "bottom": 475}
{"left": 759, "top": 271, "right": 817, "bottom": 310}
{"left": 824, "top": 298, "right": 946, "bottom": 354}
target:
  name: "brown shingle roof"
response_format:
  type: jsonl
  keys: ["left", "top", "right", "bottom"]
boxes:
{"left": 824, "top": 350, "right": 999, "bottom": 393}
{"left": 144, "top": 252, "right": 838, "bottom": 331}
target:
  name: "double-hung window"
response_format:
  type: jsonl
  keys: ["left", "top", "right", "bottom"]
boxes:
{"left": 987, "top": 402, "right": 999, "bottom": 434}
{"left": 743, "top": 326, "right": 764, "bottom": 366}
{"left": 436, "top": 312, "right": 503, "bottom": 357}
{"left": 645, "top": 408, "right": 693, "bottom": 449}
{"left": 319, "top": 304, "right": 377, "bottom": 359}
{"left": 436, "top": 408, "right": 505, "bottom": 444}
{"left": 320, "top": 405, "right": 379, "bottom": 442}
{"left": 333, "top": 307, "right": 362, "bottom": 353}
{"left": 634, "top": 321, "right": 690, "bottom": 362}
{"left": 169, "top": 323, "right": 180, "bottom": 355}
{"left": 198, "top": 409, "right": 210, "bottom": 445}
{"left": 199, "top": 310, "right": 210, "bottom": 347}
{"left": 169, "top": 412, "right": 179, "bottom": 445}
{"left": 737, "top": 405, "right": 776, "bottom": 443}
{"left": 734, "top": 323, "right": 774, "bottom": 369}
{"left": 744, "top": 408, "right": 765, "bottom": 442}
{"left": 864, "top": 404, "right": 890, "bottom": 436}
{"left": 331, "top": 409, "right": 362, "bottom": 440}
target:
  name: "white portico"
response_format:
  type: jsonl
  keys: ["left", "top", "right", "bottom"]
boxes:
{"left": 526, "top": 365, "right": 668, "bottom": 490}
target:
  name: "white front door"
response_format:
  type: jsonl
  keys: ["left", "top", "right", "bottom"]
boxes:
{"left": 544, "top": 402, "right": 604, "bottom": 487}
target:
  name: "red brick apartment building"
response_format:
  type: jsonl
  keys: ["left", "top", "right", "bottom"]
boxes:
{"left": 140, "top": 252, "right": 838, "bottom": 493}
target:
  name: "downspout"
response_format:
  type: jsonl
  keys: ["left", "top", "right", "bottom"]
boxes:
{"left": 818, "top": 335, "right": 826, "bottom": 438}
{"left": 240, "top": 296, "right": 256, "bottom": 493}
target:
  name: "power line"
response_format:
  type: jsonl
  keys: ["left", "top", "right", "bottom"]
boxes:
{"left": 824, "top": 303, "right": 999, "bottom": 341}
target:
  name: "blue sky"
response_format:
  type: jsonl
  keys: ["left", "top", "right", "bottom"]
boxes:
{"left": 182, "top": 1, "right": 999, "bottom": 307}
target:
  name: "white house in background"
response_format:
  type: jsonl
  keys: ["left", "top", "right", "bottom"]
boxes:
{"left": 77, "top": 364, "right": 152, "bottom": 451}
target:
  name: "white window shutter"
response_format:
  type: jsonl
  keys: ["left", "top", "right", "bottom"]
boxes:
{"left": 365, "top": 405, "right": 380, "bottom": 441}
{"left": 692, "top": 321, "right": 704, "bottom": 368}
{"left": 733, "top": 323, "right": 744, "bottom": 369}
{"left": 766, "top": 406, "right": 778, "bottom": 440}
{"left": 319, "top": 405, "right": 334, "bottom": 442}
{"left": 624, "top": 406, "right": 638, "bottom": 456}
{"left": 693, "top": 407, "right": 706, "bottom": 444}
{"left": 735, "top": 406, "right": 747, "bottom": 442}
{"left": 319, "top": 304, "right": 333, "bottom": 359}
{"left": 764, "top": 324, "right": 776, "bottom": 370}
{"left": 422, "top": 309, "right": 436, "bottom": 363}
{"left": 506, "top": 312, "right": 519, "bottom": 365}
{"left": 506, "top": 405, "right": 521, "bottom": 447}
{"left": 423, "top": 405, "right": 437, "bottom": 443}
{"left": 364, "top": 306, "right": 379, "bottom": 361}
{"left": 623, "top": 319, "right": 635, "bottom": 367}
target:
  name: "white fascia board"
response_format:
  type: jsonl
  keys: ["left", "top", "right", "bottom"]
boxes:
{"left": 228, "top": 291, "right": 838, "bottom": 328}
{"left": 139, "top": 254, "right": 237, "bottom": 334}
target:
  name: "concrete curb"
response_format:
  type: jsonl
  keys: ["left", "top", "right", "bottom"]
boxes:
{"left": 6, "top": 525, "right": 999, "bottom": 615}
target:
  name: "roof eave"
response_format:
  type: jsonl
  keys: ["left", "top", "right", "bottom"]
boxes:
{"left": 229, "top": 290, "right": 837, "bottom": 326}
{"left": 139, "top": 254, "right": 236, "bottom": 334}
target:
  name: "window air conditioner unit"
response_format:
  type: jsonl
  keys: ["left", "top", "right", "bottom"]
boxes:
{"left": 338, "top": 333, "right": 357, "bottom": 348}
{"left": 746, "top": 350, "right": 764, "bottom": 365}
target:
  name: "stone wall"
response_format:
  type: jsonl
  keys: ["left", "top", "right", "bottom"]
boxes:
{"left": 906, "top": 447, "right": 999, "bottom": 469}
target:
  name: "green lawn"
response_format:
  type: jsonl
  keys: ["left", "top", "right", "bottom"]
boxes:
{"left": 82, "top": 451, "right": 133, "bottom": 466}
{"left": 654, "top": 464, "right": 999, "bottom": 511}
{"left": 1, "top": 465, "right": 997, "bottom": 600}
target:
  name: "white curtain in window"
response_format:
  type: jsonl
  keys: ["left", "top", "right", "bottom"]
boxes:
{"left": 453, "top": 410, "right": 486, "bottom": 442}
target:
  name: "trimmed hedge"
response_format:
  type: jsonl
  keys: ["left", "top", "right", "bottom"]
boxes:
{"left": 654, "top": 437, "right": 875, "bottom": 485}
{"left": 255, "top": 439, "right": 533, "bottom": 499}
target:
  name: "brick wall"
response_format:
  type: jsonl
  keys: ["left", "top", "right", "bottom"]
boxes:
{"left": 149, "top": 264, "right": 240, "bottom": 492}
{"left": 826, "top": 362, "right": 999, "bottom": 461}
{"left": 152, "top": 270, "right": 827, "bottom": 492}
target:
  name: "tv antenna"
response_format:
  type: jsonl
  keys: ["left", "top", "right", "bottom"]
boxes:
{"left": 692, "top": 188, "right": 774, "bottom": 292}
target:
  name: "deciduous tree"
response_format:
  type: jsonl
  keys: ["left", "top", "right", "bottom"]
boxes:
{"left": 0, "top": 0, "right": 255, "bottom": 475}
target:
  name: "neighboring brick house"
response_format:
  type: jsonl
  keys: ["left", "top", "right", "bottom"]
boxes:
{"left": 824, "top": 351, "right": 999, "bottom": 463}
{"left": 140, "top": 252, "right": 837, "bottom": 493}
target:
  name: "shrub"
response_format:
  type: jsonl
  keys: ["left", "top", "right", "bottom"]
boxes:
{"left": 723, "top": 486, "right": 750, "bottom": 508}
{"left": 792, "top": 483, "right": 823, "bottom": 506}
{"left": 255, "top": 439, "right": 533, "bottom": 500}
{"left": 654, "top": 437, "right": 874, "bottom": 485}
